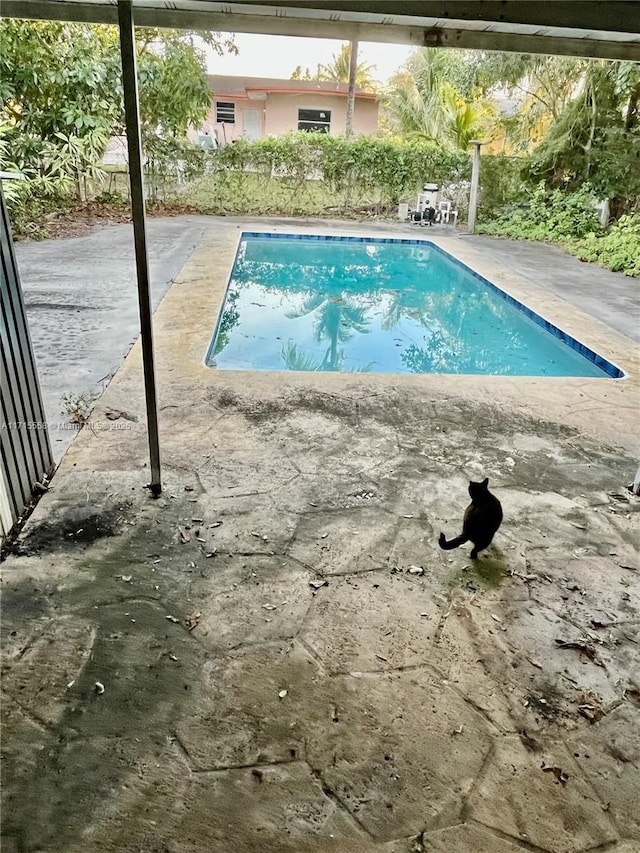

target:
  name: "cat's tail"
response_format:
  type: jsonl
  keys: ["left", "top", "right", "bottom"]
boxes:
{"left": 438, "top": 532, "right": 468, "bottom": 551}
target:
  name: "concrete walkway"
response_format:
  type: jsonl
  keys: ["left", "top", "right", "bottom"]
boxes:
{"left": 2, "top": 217, "right": 639, "bottom": 853}
{"left": 16, "top": 216, "right": 212, "bottom": 459}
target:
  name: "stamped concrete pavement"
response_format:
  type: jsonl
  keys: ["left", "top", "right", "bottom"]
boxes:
{"left": 2, "top": 217, "right": 639, "bottom": 852}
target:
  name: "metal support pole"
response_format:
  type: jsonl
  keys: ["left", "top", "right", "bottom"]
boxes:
{"left": 467, "top": 139, "right": 483, "bottom": 234}
{"left": 117, "top": 0, "right": 162, "bottom": 495}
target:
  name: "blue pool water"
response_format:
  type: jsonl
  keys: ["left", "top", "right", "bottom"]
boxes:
{"left": 205, "top": 234, "right": 623, "bottom": 378}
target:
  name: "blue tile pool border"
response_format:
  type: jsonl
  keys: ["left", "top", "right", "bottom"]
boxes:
{"left": 207, "top": 231, "right": 626, "bottom": 379}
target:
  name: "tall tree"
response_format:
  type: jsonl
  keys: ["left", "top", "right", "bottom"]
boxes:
{"left": 528, "top": 60, "right": 640, "bottom": 208}
{"left": 471, "top": 52, "right": 586, "bottom": 152}
{"left": 345, "top": 40, "right": 358, "bottom": 138}
{"left": 473, "top": 51, "right": 640, "bottom": 210}
{"left": 317, "top": 43, "right": 377, "bottom": 91}
{"left": 0, "top": 20, "right": 235, "bottom": 196}
{"left": 0, "top": 20, "right": 121, "bottom": 195}
{"left": 384, "top": 48, "right": 490, "bottom": 150}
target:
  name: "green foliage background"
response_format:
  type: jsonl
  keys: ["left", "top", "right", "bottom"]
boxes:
{"left": 0, "top": 19, "right": 217, "bottom": 233}
{"left": 1, "top": 20, "right": 638, "bottom": 276}
{"left": 479, "top": 183, "right": 600, "bottom": 241}
{"left": 567, "top": 214, "right": 640, "bottom": 277}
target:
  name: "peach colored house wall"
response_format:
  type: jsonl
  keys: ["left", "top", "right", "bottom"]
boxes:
{"left": 202, "top": 93, "right": 378, "bottom": 142}
{"left": 264, "top": 93, "right": 378, "bottom": 137}
{"left": 202, "top": 98, "right": 258, "bottom": 144}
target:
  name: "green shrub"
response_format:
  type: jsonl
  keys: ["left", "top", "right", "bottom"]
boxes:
{"left": 567, "top": 213, "right": 640, "bottom": 277}
{"left": 143, "top": 134, "right": 207, "bottom": 201}
{"left": 2, "top": 171, "right": 74, "bottom": 238}
{"left": 478, "top": 154, "right": 528, "bottom": 218}
{"left": 177, "top": 133, "right": 470, "bottom": 216}
{"left": 478, "top": 182, "right": 639, "bottom": 277}
{"left": 478, "top": 182, "right": 600, "bottom": 241}
{"left": 1, "top": 125, "right": 96, "bottom": 236}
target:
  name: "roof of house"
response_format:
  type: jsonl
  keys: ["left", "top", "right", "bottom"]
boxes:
{"left": 208, "top": 75, "right": 377, "bottom": 100}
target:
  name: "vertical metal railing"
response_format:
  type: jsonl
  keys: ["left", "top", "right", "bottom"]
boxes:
{"left": 0, "top": 180, "right": 54, "bottom": 543}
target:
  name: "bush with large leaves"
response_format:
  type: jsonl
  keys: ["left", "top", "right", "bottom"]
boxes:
{"left": 479, "top": 182, "right": 600, "bottom": 241}
{"left": 0, "top": 19, "right": 232, "bottom": 229}
{"left": 568, "top": 213, "right": 640, "bottom": 277}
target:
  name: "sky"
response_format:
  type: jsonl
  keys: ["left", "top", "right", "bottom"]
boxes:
{"left": 206, "top": 33, "right": 414, "bottom": 85}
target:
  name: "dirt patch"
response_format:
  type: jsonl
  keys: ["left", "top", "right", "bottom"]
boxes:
{"left": 15, "top": 502, "right": 133, "bottom": 555}
{"left": 14, "top": 199, "right": 202, "bottom": 242}
{"left": 209, "top": 385, "right": 581, "bottom": 441}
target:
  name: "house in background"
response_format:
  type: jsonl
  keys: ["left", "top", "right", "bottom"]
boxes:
{"left": 202, "top": 75, "right": 379, "bottom": 144}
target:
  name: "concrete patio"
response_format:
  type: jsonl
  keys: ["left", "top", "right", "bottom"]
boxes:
{"left": 1, "top": 218, "right": 639, "bottom": 853}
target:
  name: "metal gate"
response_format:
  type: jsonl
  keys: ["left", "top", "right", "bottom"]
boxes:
{"left": 1, "top": 179, "right": 54, "bottom": 543}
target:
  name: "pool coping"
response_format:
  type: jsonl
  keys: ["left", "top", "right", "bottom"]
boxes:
{"left": 206, "top": 231, "right": 626, "bottom": 380}
{"left": 118, "top": 217, "right": 639, "bottom": 452}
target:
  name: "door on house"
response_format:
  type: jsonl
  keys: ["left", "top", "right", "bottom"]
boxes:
{"left": 242, "top": 110, "right": 261, "bottom": 141}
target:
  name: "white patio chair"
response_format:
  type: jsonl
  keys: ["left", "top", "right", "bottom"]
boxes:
{"left": 436, "top": 200, "right": 460, "bottom": 226}
{"left": 437, "top": 200, "right": 451, "bottom": 223}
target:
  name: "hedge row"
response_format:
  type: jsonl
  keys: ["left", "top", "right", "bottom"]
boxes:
{"left": 178, "top": 133, "right": 472, "bottom": 215}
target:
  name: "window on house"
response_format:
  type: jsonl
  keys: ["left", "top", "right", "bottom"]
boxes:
{"left": 298, "top": 108, "right": 331, "bottom": 133}
{"left": 216, "top": 101, "right": 235, "bottom": 124}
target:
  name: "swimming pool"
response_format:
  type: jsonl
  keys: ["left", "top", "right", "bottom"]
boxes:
{"left": 205, "top": 233, "right": 624, "bottom": 378}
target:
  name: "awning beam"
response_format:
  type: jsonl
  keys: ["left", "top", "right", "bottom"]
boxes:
{"left": 3, "top": 0, "right": 640, "bottom": 61}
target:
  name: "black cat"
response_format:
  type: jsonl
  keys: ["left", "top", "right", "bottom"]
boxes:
{"left": 439, "top": 478, "right": 503, "bottom": 559}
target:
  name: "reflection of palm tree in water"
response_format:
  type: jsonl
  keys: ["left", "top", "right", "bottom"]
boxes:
{"left": 382, "top": 287, "right": 475, "bottom": 372}
{"left": 282, "top": 292, "right": 372, "bottom": 372}
{"left": 381, "top": 289, "right": 438, "bottom": 334}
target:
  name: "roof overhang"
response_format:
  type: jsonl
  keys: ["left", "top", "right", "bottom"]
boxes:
{"left": 245, "top": 86, "right": 377, "bottom": 98}
{"left": 3, "top": 1, "right": 640, "bottom": 61}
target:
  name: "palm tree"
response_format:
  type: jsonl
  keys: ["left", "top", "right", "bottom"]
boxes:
{"left": 441, "top": 85, "right": 490, "bottom": 150}
{"left": 383, "top": 71, "right": 438, "bottom": 142}
{"left": 383, "top": 48, "right": 491, "bottom": 150}
{"left": 345, "top": 39, "right": 359, "bottom": 138}
{"left": 283, "top": 292, "right": 372, "bottom": 371}
{"left": 318, "top": 43, "right": 378, "bottom": 92}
